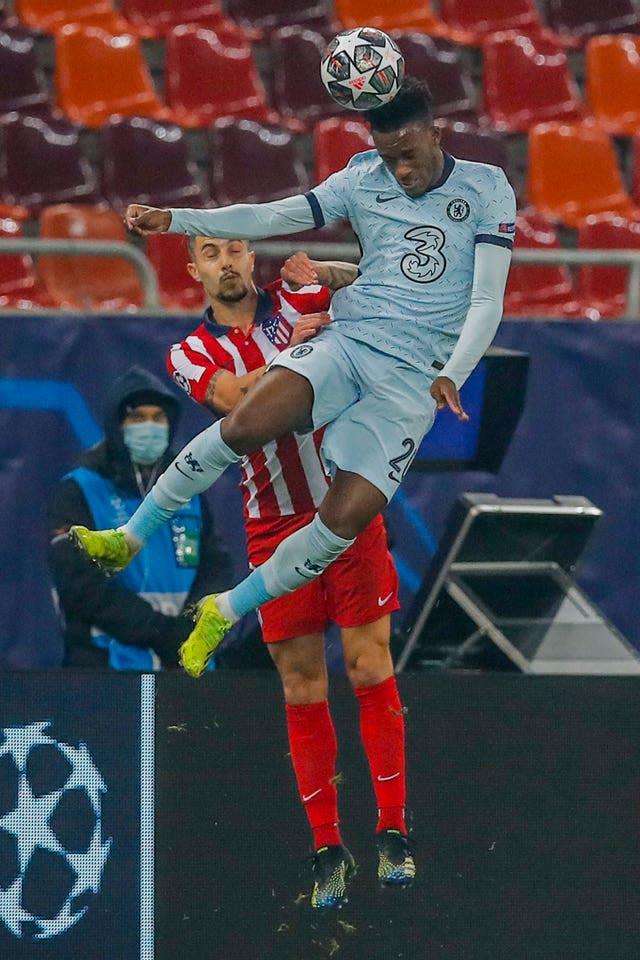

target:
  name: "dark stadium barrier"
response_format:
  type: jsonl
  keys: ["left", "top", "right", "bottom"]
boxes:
{"left": 0, "top": 672, "right": 639, "bottom": 959}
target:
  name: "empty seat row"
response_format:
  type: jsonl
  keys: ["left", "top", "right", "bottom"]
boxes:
{"left": 3, "top": 206, "right": 639, "bottom": 318}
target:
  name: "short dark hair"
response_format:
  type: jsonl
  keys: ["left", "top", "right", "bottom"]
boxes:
{"left": 365, "top": 76, "right": 434, "bottom": 132}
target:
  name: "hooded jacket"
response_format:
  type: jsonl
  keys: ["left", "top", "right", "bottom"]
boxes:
{"left": 48, "top": 366, "right": 232, "bottom": 668}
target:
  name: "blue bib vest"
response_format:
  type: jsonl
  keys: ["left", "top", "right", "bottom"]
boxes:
{"left": 68, "top": 466, "right": 203, "bottom": 671}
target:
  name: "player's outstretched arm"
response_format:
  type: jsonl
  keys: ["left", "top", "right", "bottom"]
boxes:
{"left": 125, "top": 204, "right": 172, "bottom": 235}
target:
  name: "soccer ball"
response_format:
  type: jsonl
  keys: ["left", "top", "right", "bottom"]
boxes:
{"left": 320, "top": 27, "right": 405, "bottom": 112}
{"left": 0, "top": 722, "right": 112, "bottom": 941}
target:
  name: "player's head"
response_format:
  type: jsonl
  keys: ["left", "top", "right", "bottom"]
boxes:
{"left": 365, "top": 76, "right": 443, "bottom": 198}
{"left": 187, "top": 236, "right": 256, "bottom": 304}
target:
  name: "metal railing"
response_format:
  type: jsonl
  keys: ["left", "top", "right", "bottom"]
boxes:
{"left": 1, "top": 238, "right": 640, "bottom": 318}
{"left": 0, "top": 239, "right": 160, "bottom": 309}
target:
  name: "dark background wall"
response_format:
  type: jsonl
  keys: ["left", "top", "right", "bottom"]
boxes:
{"left": 1, "top": 316, "right": 639, "bottom": 667}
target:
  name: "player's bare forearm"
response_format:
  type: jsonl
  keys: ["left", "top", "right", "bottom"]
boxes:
{"left": 313, "top": 260, "right": 358, "bottom": 291}
{"left": 204, "top": 367, "right": 266, "bottom": 415}
{"left": 125, "top": 205, "right": 172, "bottom": 236}
{"left": 281, "top": 252, "right": 358, "bottom": 291}
{"left": 430, "top": 376, "right": 469, "bottom": 422}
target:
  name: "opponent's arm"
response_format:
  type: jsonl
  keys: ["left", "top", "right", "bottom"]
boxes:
{"left": 203, "top": 367, "right": 267, "bottom": 416}
{"left": 281, "top": 251, "right": 358, "bottom": 292}
{"left": 126, "top": 196, "right": 318, "bottom": 239}
{"left": 431, "top": 242, "right": 512, "bottom": 421}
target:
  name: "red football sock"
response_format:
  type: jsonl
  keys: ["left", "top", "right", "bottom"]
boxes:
{"left": 285, "top": 700, "right": 342, "bottom": 849}
{"left": 355, "top": 675, "right": 407, "bottom": 834}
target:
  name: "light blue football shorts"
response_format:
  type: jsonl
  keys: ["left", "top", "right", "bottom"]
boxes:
{"left": 270, "top": 326, "right": 436, "bottom": 502}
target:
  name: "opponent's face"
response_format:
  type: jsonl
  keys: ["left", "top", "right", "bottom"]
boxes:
{"left": 372, "top": 121, "right": 443, "bottom": 198}
{"left": 188, "top": 237, "right": 255, "bottom": 303}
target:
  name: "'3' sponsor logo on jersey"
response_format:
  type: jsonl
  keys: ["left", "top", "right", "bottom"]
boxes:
{"left": 401, "top": 226, "right": 446, "bottom": 283}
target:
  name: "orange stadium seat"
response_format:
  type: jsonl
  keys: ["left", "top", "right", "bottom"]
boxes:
{"left": 15, "top": 0, "right": 131, "bottom": 33}
{"left": 482, "top": 32, "right": 584, "bottom": 133}
{"left": 396, "top": 31, "right": 486, "bottom": 124}
{"left": 440, "top": 0, "right": 577, "bottom": 48}
{"left": 38, "top": 204, "right": 144, "bottom": 310}
{"left": 585, "top": 35, "right": 640, "bottom": 136}
{"left": 55, "top": 23, "right": 175, "bottom": 128}
{"left": 543, "top": 0, "right": 640, "bottom": 45}
{"left": 526, "top": 120, "right": 637, "bottom": 227}
{"left": 0, "top": 113, "right": 101, "bottom": 215}
{"left": 164, "top": 24, "right": 290, "bottom": 129}
{"left": 313, "top": 116, "right": 372, "bottom": 183}
{"left": 209, "top": 117, "right": 309, "bottom": 205}
{"left": 503, "top": 210, "right": 581, "bottom": 316}
{"left": 0, "top": 217, "right": 53, "bottom": 307}
{"left": 101, "top": 115, "right": 207, "bottom": 210}
{"left": 145, "top": 234, "right": 206, "bottom": 311}
{"left": 576, "top": 213, "right": 640, "bottom": 318}
{"left": 120, "top": 0, "right": 258, "bottom": 41}
{"left": 270, "top": 26, "right": 343, "bottom": 129}
{"left": 334, "top": 0, "right": 473, "bottom": 43}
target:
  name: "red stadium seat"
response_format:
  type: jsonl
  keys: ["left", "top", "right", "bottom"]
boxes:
{"left": 55, "top": 24, "right": 175, "bottom": 128}
{"left": 209, "top": 118, "right": 309, "bottom": 205}
{"left": 145, "top": 234, "right": 206, "bottom": 311}
{"left": 313, "top": 115, "right": 372, "bottom": 183}
{"left": 482, "top": 31, "right": 584, "bottom": 133}
{"left": 269, "top": 26, "right": 343, "bottom": 129}
{"left": 165, "top": 24, "right": 292, "bottom": 129}
{"left": 585, "top": 35, "right": 640, "bottom": 136}
{"left": 120, "top": 0, "right": 258, "bottom": 41}
{"left": 526, "top": 120, "right": 637, "bottom": 227}
{"left": 576, "top": 213, "right": 640, "bottom": 318}
{"left": 0, "top": 114, "right": 101, "bottom": 215}
{"left": 0, "top": 217, "right": 52, "bottom": 307}
{"left": 503, "top": 210, "right": 581, "bottom": 316}
{"left": 38, "top": 204, "right": 145, "bottom": 310}
{"left": 544, "top": 0, "right": 640, "bottom": 45}
{"left": 395, "top": 31, "right": 485, "bottom": 124}
{"left": 15, "top": 0, "right": 131, "bottom": 33}
{"left": 101, "top": 116, "right": 207, "bottom": 210}
{"left": 440, "top": 0, "right": 577, "bottom": 48}
{"left": 335, "top": 0, "right": 473, "bottom": 43}
{"left": 0, "top": 27, "right": 54, "bottom": 120}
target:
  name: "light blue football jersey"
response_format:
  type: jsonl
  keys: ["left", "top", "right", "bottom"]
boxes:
{"left": 307, "top": 151, "right": 516, "bottom": 371}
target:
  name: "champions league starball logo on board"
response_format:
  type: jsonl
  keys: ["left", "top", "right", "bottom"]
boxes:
{"left": 0, "top": 722, "right": 112, "bottom": 940}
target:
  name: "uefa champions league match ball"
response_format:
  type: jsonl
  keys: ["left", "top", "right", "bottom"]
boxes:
{"left": 320, "top": 27, "right": 405, "bottom": 111}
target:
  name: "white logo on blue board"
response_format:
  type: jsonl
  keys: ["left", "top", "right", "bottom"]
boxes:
{"left": 0, "top": 721, "right": 112, "bottom": 940}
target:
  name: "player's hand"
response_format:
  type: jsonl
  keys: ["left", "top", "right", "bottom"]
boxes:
{"left": 280, "top": 252, "right": 319, "bottom": 290}
{"left": 430, "top": 376, "right": 469, "bottom": 422}
{"left": 125, "top": 205, "right": 172, "bottom": 236}
{"left": 290, "top": 312, "right": 331, "bottom": 345}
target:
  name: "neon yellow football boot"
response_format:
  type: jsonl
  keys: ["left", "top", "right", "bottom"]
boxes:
{"left": 69, "top": 525, "right": 136, "bottom": 574}
{"left": 179, "top": 595, "right": 232, "bottom": 678}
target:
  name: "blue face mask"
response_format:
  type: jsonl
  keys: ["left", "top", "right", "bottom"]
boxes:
{"left": 122, "top": 422, "right": 169, "bottom": 465}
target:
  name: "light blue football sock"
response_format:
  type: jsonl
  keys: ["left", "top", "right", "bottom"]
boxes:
{"left": 227, "top": 514, "right": 355, "bottom": 618}
{"left": 125, "top": 419, "right": 240, "bottom": 544}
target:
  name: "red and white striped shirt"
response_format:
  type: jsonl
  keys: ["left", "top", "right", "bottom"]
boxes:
{"left": 167, "top": 280, "right": 332, "bottom": 520}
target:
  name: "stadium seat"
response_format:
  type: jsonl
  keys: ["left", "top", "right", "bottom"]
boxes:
{"left": 55, "top": 23, "right": 175, "bottom": 128}
{"left": 395, "top": 31, "right": 485, "bottom": 124}
{"left": 0, "top": 114, "right": 101, "bottom": 215}
{"left": 440, "top": 0, "right": 577, "bottom": 48}
{"left": 225, "top": 0, "right": 336, "bottom": 35}
{"left": 576, "top": 213, "right": 640, "bottom": 318}
{"left": 503, "top": 209, "right": 581, "bottom": 316}
{"left": 632, "top": 136, "right": 640, "bottom": 204}
{"left": 334, "top": 0, "right": 473, "bottom": 43}
{"left": 165, "top": 24, "right": 292, "bottom": 129}
{"left": 0, "top": 27, "right": 54, "bottom": 120}
{"left": 482, "top": 31, "right": 584, "bottom": 133}
{"left": 101, "top": 116, "right": 207, "bottom": 210}
{"left": 526, "top": 120, "right": 637, "bottom": 227}
{"left": 0, "top": 201, "right": 29, "bottom": 220}
{"left": 208, "top": 118, "right": 309, "bottom": 205}
{"left": 37, "top": 204, "right": 145, "bottom": 310}
{"left": 313, "top": 115, "right": 372, "bottom": 183}
{"left": 15, "top": 0, "right": 131, "bottom": 33}
{"left": 120, "top": 0, "right": 259, "bottom": 41}
{"left": 0, "top": 217, "right": 52, "bottom": 307}
{"left": 270, "top": 26, "right": 343, "bottom": 129}
{"left": 544, "top": 0, "right": 640, "bottom": 44}
{"left": 585, "top": 35, "right": 640, "bottom": 136}
{"left": 145, "top": 234, "right": 206, "bottom": 311}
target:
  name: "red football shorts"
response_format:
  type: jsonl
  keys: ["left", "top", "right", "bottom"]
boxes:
{"left": 245, "top": 512, "right": 400, "bottom": 643}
